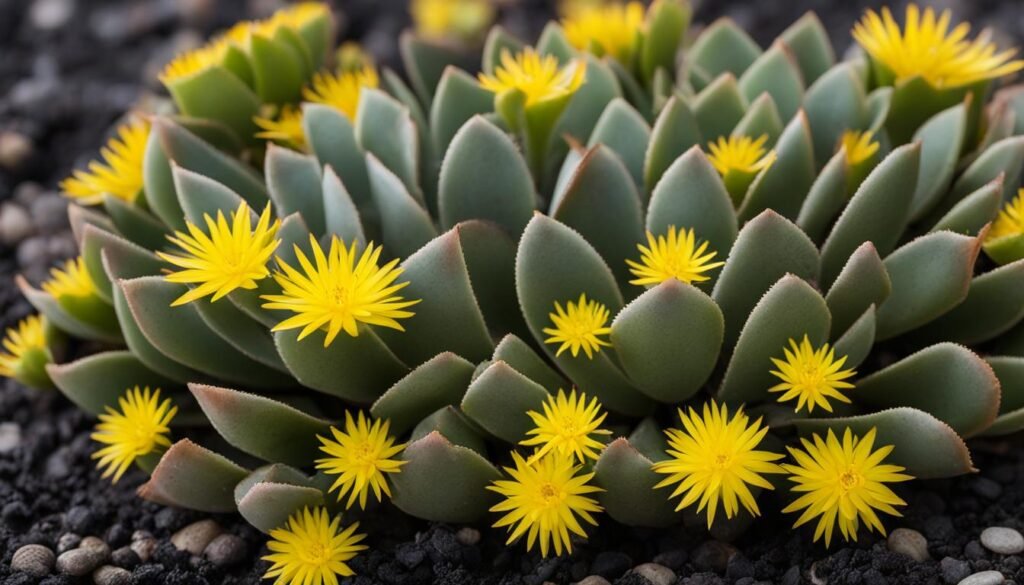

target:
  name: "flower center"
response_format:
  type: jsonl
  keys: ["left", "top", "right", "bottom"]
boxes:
{"left": 540, "top": 483, "right": 558, "bottom": 501}
{"left": 330, "top": 285, "right": 351, "bottom": 307}
{"left": 713, "top": 453, "right": 731, "bottom": 469}
{"left": 839, "top": 468, "right": 862, "bottom": 491}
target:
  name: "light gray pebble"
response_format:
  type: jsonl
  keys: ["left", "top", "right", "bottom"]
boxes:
{"left": 130, "top": 537, "right": 157, "bottom": 562}
{"left": 576, "top": 577, "right": 612, "bottom": 585}
{"left": 888, "top": 528, "right": 930, "bottom": 562}
{"left": 17, "top": 236, "right": 48, "bottom": 268}
{"left": 203, "top": 534, "right": 247, "bottom": 567}
{"left": 131, "top": 529, "right": 153, "bottom": 542}
{"left": 958, "top": 570, "right": 1005, "bottom": 585}
{"left": 455, "top": 527, "right": 480, "bottom": 546}
{"left": 14, "top": 182, "right": 44, "bottom": 206}
{"left": 29, "top": 0, "right": 74, "bottom": 30}
{"left": 93, "top": 565, "right": 131, "bottom": 585}
{"left": 981, "top": 527, "right": 1024, "bottom": 555}
{"left": 0, "top": 422, "right": 22, "bottom": 453}
{"left": 11, "top": 544, "right": 55, "bottom": 577}
{"left": 172, "top": 519, "right": 222, "bottom": 555}
{"left": 632, "top": 562, "right": 676, "bottom": 585}
{"left": 29, "top": 194, "right": 68, "bottom": 234}
{"left": 80, "top": 536, "right": 110, "bottom": 561}
{"left": 56, "top": 548, "right": 103, "bottom": 577}
{"left": 57, "top": 532, "right": 82, "bottom": 554}
{"left": 0, "top": 132, "right": 33, "bottom": 170}
{"left": 0, "top": 204, "right": 34, "bottom": 246}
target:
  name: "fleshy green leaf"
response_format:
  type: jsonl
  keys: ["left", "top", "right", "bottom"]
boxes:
{"left": 731, "top": 93, "right": 784, "bottom": 146}
{"left": 795, "top": 408, "right": 974, "bottom": 479}
{"left": 238, "top": 481, "right": 324, "bottom": 533}
{"left": 611, "top": 280, "right": 723, "bottom": 402}
{"left": 365, "top": 154, "right": 438, "bottom": 259}
{"left": 390, "top": 432, "right": 502, "bottom": 522}
{"left": 803, "top": 63, "right": 868, "bottom": 168}
{"left": 738, "top": 112, "right": 816, "bottom": 221}
{"left": 302, "top": 104, "right": 372, "bottom": 209}
{"left": 139, "top": 439, "right": 249, "bottom": 512}
{"left": 190, "top": 384, "right": 332, "bottom": 466}
{"left": 737, "top": 42, "right": 804, "bottom": 121}
{"left": 47, "top": 351, "right": 179, "bottom": 416}
{"left": 376, "top": 228, "right": 495, "bottom": 365}
{"left": 825, "top": 242, "right": 891, "bottom": 338}
{"left": 912, "top": 259, "right": 1024, "bottom": 345}
{"left": 266, "top": 145, "right": 325, "bottom": 236}
{"left": 102, "top": 195, "right": 169, "bottom": 251}
{"left": 492, "top": 334, "right": 567, "bottom": 392}
{"left": 461, "top": 361, "right": 549, "bottom": 443}
{"left": 796, "top": 149, "right": 849, "bottom": 243}
{"left": 356, "top": 89, "right": 421, "bottom": 203}
{"left": 119, "top": 277, "right": 294, "bottom": 388}
{"left": 778, "top": 12, "right": 834, "bottom": 84}
{"left": 832, "top": 306, "right": 875, "bottom": 370}
{"left": 438, "top": 116, "right": 535, "bottom": 236}
{"left": 692, "top": 74, "right": 747, "bottom": 141}
{"left": 371, "top": 352, "right": 476, "bottom": 436}
{"left": 430, "top": 66, "right": 496, "bottom": 157}
{"left": 594, "top": 438, "right": 683, "bottom": 527}
{"left": 688, "top": 18, "right": 761, "bottom": 79}
{"left": 712, "top": 211, "right": 820, "bottom": 349}
{"left": 274, "top": 327, "right": 408, "bottom": 403}
{"left": 854, "top": 344, "right": 999, "bottom": 437}
{"left": 931, "top": 176, "right": 1003, "bottom": 236}
{"left": 587, "top": 98, "right": 651, "bottom": 190}
{"left": 81, "top": 225, "right": 164, "bottom": 305}
{"left": 551, "top": 145, "right": 645, "bottom": 288}
{"left": 646, "top": 146, "right": 737, "bottom": 258}
{"left": 875, "top": 231, "right": 981, "bottom": 340}
{"left": 820, "top": 142, "right": 920, "bottom": 287}
{"left": 643, "top": 96, "right": 702, "bottom": 194}
{"left": 516, "top": 215, "right": 653, "bottom": 416}
{"left": 718, "top": 275, "right": 830, "bottom": 404}
{"left": 321, "top": 166, "right": 366, "bottom": 247}
{"left": 909, "top": 102, "right": 967, "bottom": 220}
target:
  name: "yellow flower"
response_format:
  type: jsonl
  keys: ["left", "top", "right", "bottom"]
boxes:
{"left": 262, "top": 236, "right": 419, "bottom": 347}
{"left": 626, "top": 226, "right": 725, "bottom": 287}
{"left": 157, "top": 202, "right": 281, "bottom": 307}
{"left": 255, "top": 105, "right": 306, "bottom": 147}
{"left": 478, "top": 48, "right": 586, "bottom": 107}
{"left": 0, "top": 315, "right": 48, "bottom": 377}
{"left": 563, "top": 1, "right": 645, "bottom": 63}
{"left": 987, "top": 189, "right": 1024, "bottom": 242}
{"left": 303, "top": 66, "right": 380, "bottom": 121}
{"left": 839, "top": 130, "right": 880, "bottom": 166}
{"left": 315, "top": 411, "right": 407, "bottom": 510}
{"left": 489, "top": 451, "right": 603, "bottom": 558}
{"left": 410, "top": 0, "right": 495, "bottom": 41}
{"left": 520, "top": 389, "right": 611, "bottom": 463}
{"left": 159, "top": 39, "right": 231, "bottom": 84}
{"left": 652, "top": 401, "right": 785, "bottom": 528}
{"left": 263, "top": 506, "right": 367, "bottom": 585}
{"left": 706, "top": 134, "right": 777, "bottom": 176}
{"left": 42, "top": 257, "right": 97, "bottom": 300}
{"left": 783, "top": 427, "right": 912, "bottom": 547}
{"left": 542, "top": 293, "right": 613, "bottom": 359}
{"left": 769, "top": 335, "right": 857, "bottom": 414}
{"left": 267, "top": 2, "right": 330, "bottom": 30}
{"left": 91, "top": 386, "right": 177, "bottom": 483}
{"left": 59, "top": 119, "right": 149, "bottom": 205}
{"left": 853, "top": 5, "right": 1024, "bottom": 89}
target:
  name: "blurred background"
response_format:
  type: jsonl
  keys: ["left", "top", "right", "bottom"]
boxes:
{"left": 0, "top": 0, "right": 1020, "bottom": 310}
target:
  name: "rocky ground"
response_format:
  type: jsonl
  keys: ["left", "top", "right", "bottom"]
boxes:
{"left": 3, "top": 0, "right": 1024, "bottom": 584}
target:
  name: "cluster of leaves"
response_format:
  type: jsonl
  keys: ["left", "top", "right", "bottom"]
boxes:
{"left": 6, "top": 0, "right": 1024, "bottom": 577}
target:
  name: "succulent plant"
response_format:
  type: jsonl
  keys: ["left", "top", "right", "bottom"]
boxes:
{"left": 9, "top": 0, "right": 1024, "bottom": 579}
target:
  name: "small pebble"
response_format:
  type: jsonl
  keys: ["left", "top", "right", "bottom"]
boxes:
{"left": 0, "top": 422, "right": 21, "bottom": 452}
{"left": 942, "top": 557, "right": 972, "bottom": 585}
{"left": 972, "top": 478, "right": 1003, "bottom": 500}
{"left": 632, "top": 562, "right": 675, "bottom": 585}
{"left": 64, "top": 506, "right": 96, "bottom": 534}
{"left": 57, "top": 533, "right": 81, "bottom": 554}
{"left": 11, "top": 544, "right": 55, "bottom": 577}
{"left": 981, "top": 527, "right": 1024, "bottom": 555}
{"left": 590, "top": 551, "right": 631, "bottom": 579}
{"left": 455, "top": 527, "right": 481, "bottom": 546}
{"left": 172, "top": 519, "right": 222, "bottom": 555}
{"left": 781, "top": 566, "right": 801, "bottom": 585}
{"left": 958, "top": 571, "right": 1005, "bottom": 585}
{"left": 576, "top": 577, "right": 612, "bottom": 585}
{"left": 203, "top": 534, "right": 247, "bottom": 568}
{"left": 131, "top": 530, "right": 153, "bottom": 542}
{"left": 692, "top": 540, "right": 737, "bottom": 572}
{"left": 0, "top": 131, "right": 33, "bottom": 170}
{"left": 56, "top": 548, "right": 103, "bottom": 577}
{"left": 93, "top": 565, "right": 131, "bottom": 585}
{"left": 110, "top": 546, "right": 140, "bottom": 569}
{"left": 130, "top": 536, "right": 157, "bottom": 562}
{"left": 80, "top": 536, "right": 111, "bottom": 560}
{"left": 888, "top": 528, "right": 930, "bottom": 562}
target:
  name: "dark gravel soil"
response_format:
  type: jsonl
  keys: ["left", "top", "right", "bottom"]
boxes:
{"left": 3, "top": 0, "right": 1024, "bottom": 584}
